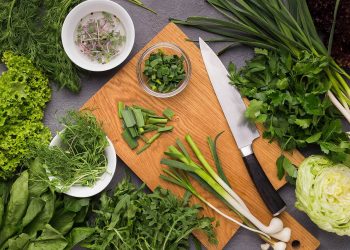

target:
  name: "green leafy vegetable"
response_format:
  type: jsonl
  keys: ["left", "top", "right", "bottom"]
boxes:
{"left": 229, "top": 49, "right": 350, "bottom": 166}
{"left": 0, "top": 0, "right": 83, "bottom": 92}
{"left": 34, "top": 111, "right": 108, "bottom": 192}
{"left": 163, "top": 108, "right": 175, "bottom": 120}
{"left": 276, "top": 155, "right": 298, "bottom": 185}
{"left": 171, "top": 0, "right": 350, "bottom": 122}
{"left": 295, "top": 155, "right": 350, "bottom": 236}
{"left": 0, "top": 51, "right": 51, "bottom": 180}
{"left": 143, "top": 50, "right": 186, "bottom": 93}
{"left": 0, "top": 161, "right": 92, "bottom": 249}
{"left": 80, "top": 178, "right": 217, "bottom": 249}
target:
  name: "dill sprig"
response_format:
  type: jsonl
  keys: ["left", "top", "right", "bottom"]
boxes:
{"left": 35, "top": 111, "right": 108, "bottom": 192}
{"left": 0, "top": 0, "right": 83, "bottom": 92}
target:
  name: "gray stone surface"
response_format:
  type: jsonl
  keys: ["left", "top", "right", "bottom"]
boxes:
{"left": 3, "top": 0, "right": 349, "bottom": 249}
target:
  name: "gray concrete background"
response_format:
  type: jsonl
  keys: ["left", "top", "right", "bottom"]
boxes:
{"left": 5, "top": 0, "right": 349, "bottom": 249}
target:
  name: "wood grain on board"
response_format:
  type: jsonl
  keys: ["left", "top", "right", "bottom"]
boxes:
{"left": 82, "top": 23, "right": 320, "bottom": 250}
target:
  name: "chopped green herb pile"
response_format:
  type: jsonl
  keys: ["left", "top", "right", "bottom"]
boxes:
{"left": 75, "top": 12, "right": 126, "bottom": 64}
{"left": 0, "top": 159, "right": 93, "bottom": 249}
{"left": 118, "top": 102, "right": 174, "bottom": 154}
{"left": 0, "top": 0, "right": 83, "bottom": 92}
{"left": 143, "top": 50, "right": 186, "bottom": 93}
{"left": 0, "top": 51, "right": 51, "bottom": 180}
{"left": 229, "top": 49, "right": 350, "bottom": 166}
{"left": 35, "top": 111, "right": 108, "bottom": 192}
{"left": 80, "top": 179, "right": 217, "bottom": 249}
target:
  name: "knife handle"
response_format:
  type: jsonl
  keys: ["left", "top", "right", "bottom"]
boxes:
{"left": 242, "top": 149, "right": 286, "bottom": 216}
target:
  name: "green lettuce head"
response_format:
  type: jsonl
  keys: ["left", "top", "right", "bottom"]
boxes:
{"left": 295, "top": 155, "right": 350, "bottom": 236}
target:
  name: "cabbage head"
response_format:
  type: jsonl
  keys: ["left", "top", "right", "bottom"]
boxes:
{"left": 295, "top": 155, "right": 350, "bottom": 236}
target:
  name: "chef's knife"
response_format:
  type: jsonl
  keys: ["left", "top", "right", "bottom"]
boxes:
{"left": 199, "top": 38, "right": 286, "bottom": 216}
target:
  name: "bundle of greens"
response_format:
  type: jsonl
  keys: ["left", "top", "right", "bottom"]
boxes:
{"left": 80, "top": 179, "right": 217, "bottom": 249}
{"left": 172, "top": 0, "right": 350, "bottom": 123}
{"left": 143, "top": 50, "right": 186, "bottom": 93}
{"left": 161, "top": 134, "right": 291, "bottom": 250}
{"left": 0, "top": 159, "right": 94, "bottom": 249}
{"left": 0, "top": 0, "right": 83, "bottom": 92}
{"left": 35, "top": 111, "right": 108, "bottom": 192}
{"left": 229, "top": 48, "right": 350, "bottom": 166}
{"left": 119, "top": 102, "right": 174, "bottom": 154}
{"left": 0, "top": 51, "right": 51, "bottom": 180}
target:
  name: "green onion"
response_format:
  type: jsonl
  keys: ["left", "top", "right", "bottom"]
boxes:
{"left": 158, "top": 126, "right": 174, "bottom": 132}
{"left": 128, "top": 127, "right": 138, "bottom": 138}
{"left": 118, "top": 103, "right": 175, "bottom": 154}
{"left": 122, "top": 109, "right": 136, "bottom": 128}
{"left": 148, "top": 117, "right": 168, "bottom": 124}
{"left": 118, "top": 101, "right": 124, "bottom": 118}
{"left": 132, "top": 105, "right": 156, "bottom": 115}
{"left": 122, "top": 130, "right": 138, "bottom": 149}
{"left": 161, "top": 134, "right": 292, "bottom": 246}
{"left": 132, "top": 108, "right": 145, "bottom": 128}
{"left": 163, "top": 108, "right": 175, "bottom": 120}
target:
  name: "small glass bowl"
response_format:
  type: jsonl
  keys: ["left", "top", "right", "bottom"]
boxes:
{"left": 137, "top": 42, "right": 191, "bottom": 98}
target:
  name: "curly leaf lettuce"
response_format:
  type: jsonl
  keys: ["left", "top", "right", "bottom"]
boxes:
{"left": 0, "top": 51, "right": 51, "bottom": 179}
{"left": 295, "top": 155, "right": 350, "bottom": 236}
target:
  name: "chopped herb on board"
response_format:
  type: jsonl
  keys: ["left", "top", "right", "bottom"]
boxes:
{"left": 118, "top": 102, "right": 175, "bottom": 154}
{"left": 143, "top": 50, "right": 186, "bottom": 93}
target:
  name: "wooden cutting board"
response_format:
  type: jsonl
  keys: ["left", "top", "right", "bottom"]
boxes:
{"left": 82, "top": 23, "right": 320, "bottom": 250}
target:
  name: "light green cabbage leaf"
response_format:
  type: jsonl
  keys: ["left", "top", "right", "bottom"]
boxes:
{"left": 296, "top": 155, "right": 350, "bottom": 236}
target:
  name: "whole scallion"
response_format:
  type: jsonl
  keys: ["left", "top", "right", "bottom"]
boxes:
{"left": 161, "top": 134, "right": 292, "bottom": 249}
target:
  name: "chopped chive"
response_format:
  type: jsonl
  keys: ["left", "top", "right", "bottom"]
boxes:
{"left": 138, "top": 127, "right": 145, "bottom": 134}
{"left": 136, "top": 143, "right": 151, "bottom": 155}
{"left": 140, "top": 135, "right": 148, "bottom": 143}
{"left": 132, "top": 105, "right": 156, "bottom": 115}
{"left": 142, "top": 125, "right": 158, "bottom": 133}
{"left": 158, "top": 126, "right": 174, "bottom": 132}
{"left": 147, "top": 117, "right": 168, "bottom": 124}
{"left": 147, "top": 114, "right": 165, "bottom": 119}
{"left": 163, "top": 108, "right": 174, "bottom": 120}
{"left": 128, "top": 127, "right": 138, "bottom": 138}
{"left": 118, "top": 101, "right": 124, "bottom": 118}
{"left": 122, "top": 109, "right": 136, "bottom": 127}
{"left": 122, "top": 130, "right": 138, "bottom": 149}
{"left": 132, "top": 108, "right": 145, "bottom": 128}
{"left": 147, "top": 132, "right": 161, "bottom": 144}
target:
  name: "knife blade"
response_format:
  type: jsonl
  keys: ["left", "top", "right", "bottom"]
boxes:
{"left": 199, "top": 37, "right": 286, "bottom": 216}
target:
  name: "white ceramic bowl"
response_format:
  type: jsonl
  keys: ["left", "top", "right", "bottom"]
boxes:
{"left": 50, "top": 132, "right": 117, "bottom": 197}
{"left": 61, "top": 0, "right": 135, "bottom": 71}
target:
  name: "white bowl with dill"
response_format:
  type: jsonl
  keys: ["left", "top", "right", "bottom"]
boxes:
{"left": 61, "top": 0, "right": 135, "bottom": 71}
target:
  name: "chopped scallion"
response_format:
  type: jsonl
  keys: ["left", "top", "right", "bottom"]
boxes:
{"left": 122, "top": 130, "right": 138, "bottom": 149}
{"left": 122, "top": 109, "right": 136, "bottom": 127}
{"left": 163, "top": 108, "right": 174, "bottom": 120}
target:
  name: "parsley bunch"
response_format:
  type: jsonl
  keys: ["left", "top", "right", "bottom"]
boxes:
{"left": 81, "top": 179, "right": 217, "bottom": 249}
{"left": 229, "top": 49, "right": 350, "bottom": 165}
